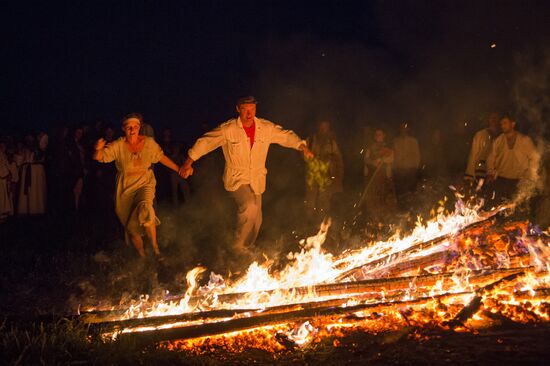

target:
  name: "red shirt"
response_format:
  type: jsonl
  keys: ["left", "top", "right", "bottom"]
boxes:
{"left": 243, "top": 122, "right": 255, "bottom": 148}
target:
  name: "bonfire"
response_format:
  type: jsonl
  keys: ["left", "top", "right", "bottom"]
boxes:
{"left": 81, "top": 199, "right": 550, "bottom": 354}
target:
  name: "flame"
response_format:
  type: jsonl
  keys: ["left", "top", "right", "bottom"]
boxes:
{"left": 91, "top": 200, "right": 549, "bottom": 353}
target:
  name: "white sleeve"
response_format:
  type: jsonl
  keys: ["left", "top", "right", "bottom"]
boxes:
{"left": 188, "top": 125, "right": 225, "bottom": 161}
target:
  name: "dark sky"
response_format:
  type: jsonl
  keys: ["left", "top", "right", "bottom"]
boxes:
{"left": 3, "top": 0, "right": 550, "bottom": 139}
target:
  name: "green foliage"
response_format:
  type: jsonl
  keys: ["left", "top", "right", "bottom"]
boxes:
{"left": 305, "top": 157, "right": 331, "bottom": 192}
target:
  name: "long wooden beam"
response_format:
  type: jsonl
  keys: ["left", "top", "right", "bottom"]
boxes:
{"left": 116, "top": 274, "right": 549, "bottom": 347}
{"left": 85, "top": 267, "right": 532, "bottom": 328}
{"left": 335, "top": 216, "right": 500, "bottom": 282}
{"left": 114, "top": 289, "right": 473, "bottom": 346}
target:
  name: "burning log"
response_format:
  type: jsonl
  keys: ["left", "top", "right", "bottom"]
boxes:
{"left": 83, "top": 267, "right": 528, "bottom": 324}
{"left": 94, "top": 285, "right": 550, "bottom": 346}
{"left": 112, "top": 289, "right": 474, "bottom": 347}
{"left": 202, "top": 266, "right": 527, "bottom": 306}
{"left": 445, "top": 271, "right": 527, "bottom": 329}
{"left": 334, "top": 210, "right": 505, "bottom": 282}
{"left": 106, "top": 276, "right": 550, "bottom": 347}
{"left": 87, "top": 267, "right": 536, "bottom": 340}
{"left": 366, "top": 251, "right": 448, "bottom": 278}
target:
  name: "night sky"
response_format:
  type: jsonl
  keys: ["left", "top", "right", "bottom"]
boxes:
{"left": 3, "top": 0, "right": 549, "bottom": 139}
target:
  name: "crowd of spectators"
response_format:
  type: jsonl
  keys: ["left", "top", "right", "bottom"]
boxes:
{"left": 0, "top": 121, "right": 189, "bottom": 226}
{"left": 1, "top": 112, "right": 547, "bottom": 238}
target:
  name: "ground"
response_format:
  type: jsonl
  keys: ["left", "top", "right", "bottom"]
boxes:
{"left": 1, "top": 185, "right": 549, "bottom": 365}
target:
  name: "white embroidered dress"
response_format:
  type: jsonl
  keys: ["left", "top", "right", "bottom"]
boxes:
{"left": 97, "top": 137, "right": 164, "bottom": 237}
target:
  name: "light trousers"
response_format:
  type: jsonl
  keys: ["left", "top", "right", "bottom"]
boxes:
{"left": 230, "top": 184, "right": 262, "bottom": 251}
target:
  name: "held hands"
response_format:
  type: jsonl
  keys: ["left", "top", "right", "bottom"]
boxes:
{"left": 178, "top": 160, "right": 194, "bottom": 179}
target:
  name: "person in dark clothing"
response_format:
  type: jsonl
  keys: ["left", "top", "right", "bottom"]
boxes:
{"left": 47, "top": 126, "right": 73, "bottom": 216}
{"left": 66, "top": 126, "right": 87, "bottom": 212}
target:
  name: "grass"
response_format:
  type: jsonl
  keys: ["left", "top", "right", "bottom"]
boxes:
{"left": 0, "top": 317, "right": 203, "bottom": 365}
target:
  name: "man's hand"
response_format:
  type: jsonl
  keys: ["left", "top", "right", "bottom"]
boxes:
{"left": 301, "top": 145, "right": 314, "bottom": 159}
{"left": 179, "top": 165, "right": 193, "bottom": 179}
{"left": 95, "top": 138, "right": 106, "bottom": 151}
{"left": 179, "top": 157, "right": 194, "bottom": 179}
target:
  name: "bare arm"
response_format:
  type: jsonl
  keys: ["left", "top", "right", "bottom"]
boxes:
{"left": 159, "top": 154, "right": 180, "bottom": 173}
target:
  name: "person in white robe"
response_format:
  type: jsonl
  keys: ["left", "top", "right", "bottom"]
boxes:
{"left": 17, "top": 134, "right": 47, "bottom": 215}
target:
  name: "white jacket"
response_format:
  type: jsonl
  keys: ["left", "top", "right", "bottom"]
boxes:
{"left": 486, "top": 132, "right": 539, "bottom": 181}
{"left": 188, "top": 117, "right": 305, "bottom": 194}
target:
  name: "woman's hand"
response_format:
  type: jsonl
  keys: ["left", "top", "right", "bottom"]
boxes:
{"left": 95, "top": 138, "right": 106, "bottom": 151}
{"left": 93, "top": 138, "right": 106, "bottom": 161}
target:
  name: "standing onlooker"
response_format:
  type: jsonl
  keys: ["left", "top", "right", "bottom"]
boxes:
{"left": 158, "top": 128, "right": 190, "bottom": 207}
{"left": 140, "top": 120, "right": 155, "bottom": 138}
{"left": 486, "top": 116, "right": 540, "bottom": 203}
{"left": 47, "top": 126, "right": 72, "bottom": 216}
{"left": 10, "top": 139, "right": 25, "bottom": 209}
{"left": 304, "top": 120, "right": 344, "bottom": 221}
{"left": 0, "top": 139, "right": 14, "bottom": 222}
{"left": 393, "top": 122, "right": 421, "bottom": 208}
{"left": 362, "top": 128, "right": 396, "bottom": 221}
{"left": 17, "top": 133, "right": 48, "bottom": 215}
{"left": 94, "top": 124, "right": 118, "bottom": 233}
{"left": 168, "top": 141, "right": 190, "bottom": 207}
{"left": 423, "top": 128, "right": 448, "bottom": 180}
{"left": 67, "top": 126, "right": 87, "bottom": 211}
{"left": 465, "top": 112, "right": 500, "bottom": 182}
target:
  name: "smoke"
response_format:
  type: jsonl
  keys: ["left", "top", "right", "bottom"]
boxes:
{"left": 514, "top": 51, "right": 550, "bottom": 136}
{"left": 511, "top": 49, "right": 550, "bottom": 219}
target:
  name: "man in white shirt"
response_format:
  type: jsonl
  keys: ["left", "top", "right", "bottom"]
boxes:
{"left": 180, "top": 96, "right": 313, "bottom": 263}
{"left": 465, "top": 112, "right": 500, "bottom": 181}
{"left": 486, "top": 116, "right": 539, "bottom": 202}
{"left": 393, "top": 123, "right": 421, "bottom": 208}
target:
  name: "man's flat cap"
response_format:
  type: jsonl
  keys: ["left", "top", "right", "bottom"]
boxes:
{"left": 236, "top": 96, "right": 258, "bottom": 105}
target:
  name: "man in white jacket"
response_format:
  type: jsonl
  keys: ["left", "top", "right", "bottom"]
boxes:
{"left": 180, "top": 96, "right": 313, "bottom": 261}
{"left": 486, "top": 116, "right": 540, "bottom": 202}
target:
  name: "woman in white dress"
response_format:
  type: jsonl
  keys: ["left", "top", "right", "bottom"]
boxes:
{"left": 17, "top": 134, "right": 48, "bottom": 215}
{"left": 93, "top": 113, "right": 183, "bottom": 257}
